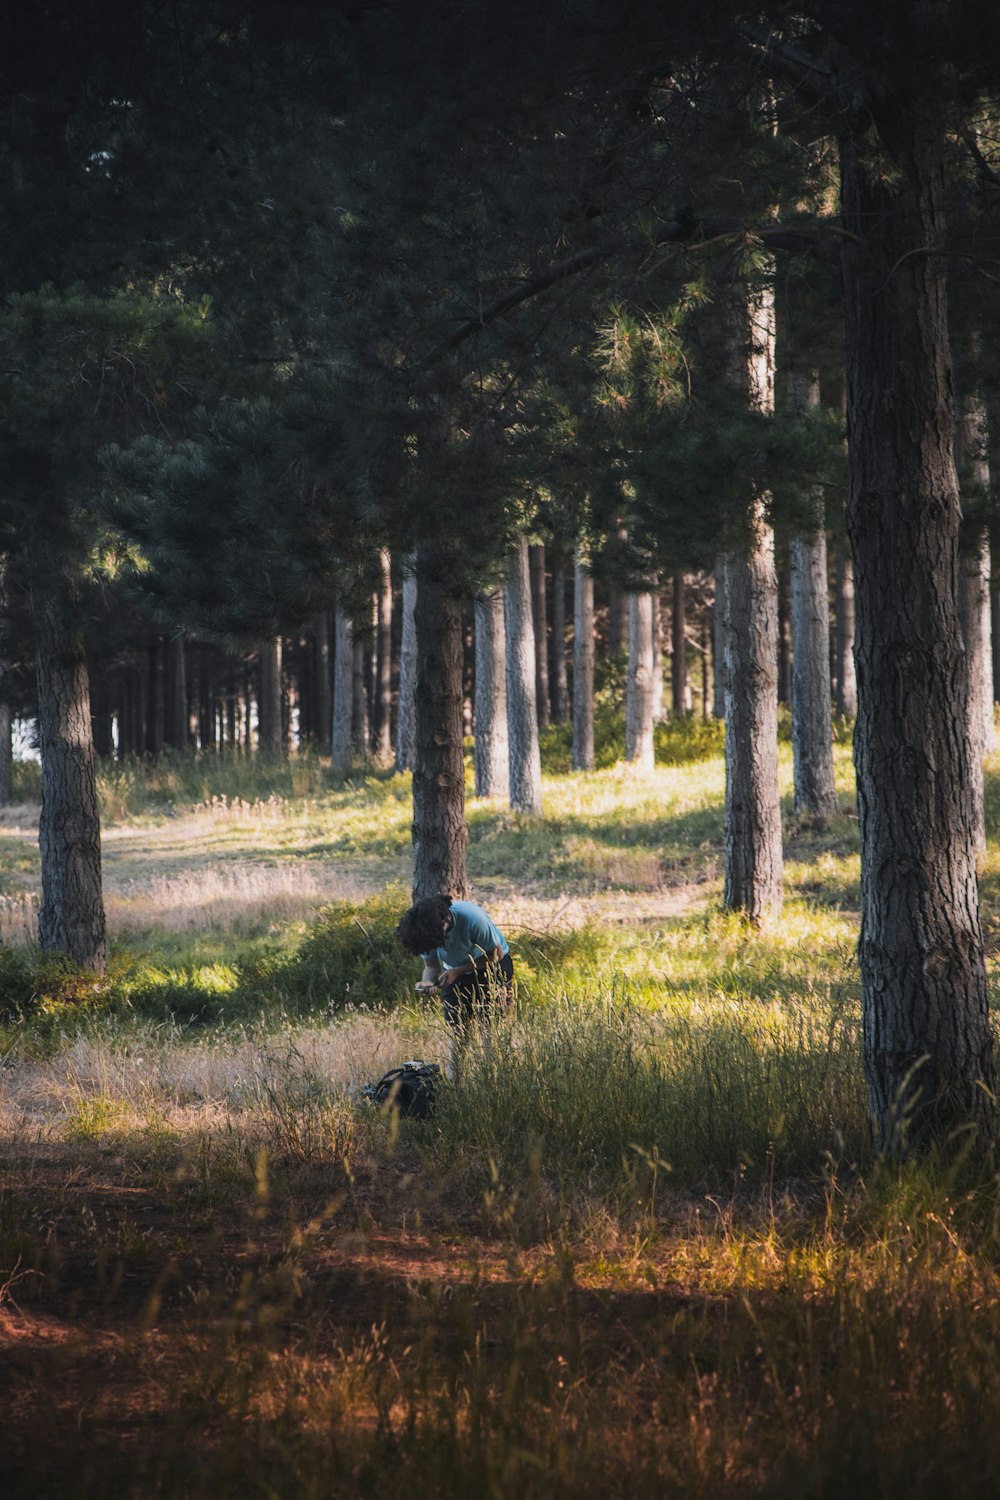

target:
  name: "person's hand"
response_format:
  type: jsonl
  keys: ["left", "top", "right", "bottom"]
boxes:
{"left": 440, "top": 966, "right": 465, "bottom": 987}
{"left": 414, "top": 980, "right": 438, "bottom": 994}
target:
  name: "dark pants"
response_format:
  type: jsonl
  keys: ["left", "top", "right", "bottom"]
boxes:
{"left": 440, "top": 953, "right": 514, "bottom": 1031}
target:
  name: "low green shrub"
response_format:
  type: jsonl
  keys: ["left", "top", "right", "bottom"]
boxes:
{"left": 539, "top": 659, "right": 725, "bottom": 773}
{"left": 10, "top": 759, "right": 42, "bottom": 802}
{"left": 242, "top": 886, "right": 414, "bottom": 1014}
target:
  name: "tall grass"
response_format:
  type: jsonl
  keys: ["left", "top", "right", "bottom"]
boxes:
{"left": 7, "top": 733, "right": 1000, "bottom": 1495}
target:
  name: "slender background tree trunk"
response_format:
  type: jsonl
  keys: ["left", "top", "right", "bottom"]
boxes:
{"left": 331, "top": 607, "right": 353, "bottom": 775}
{"left": 785, "top": 365, "right": 837, "bottom": 820}
{"left": 572, "top": 549, "right": 595, "bottom": 772}
{"left": 0, "top": 557, "right": 12, "bottom": 806}
{"left": 550, "top": 548, "right": 569, "bottom": 725}
{"left": 722, "top": 275, "right": 783, "bottom": 921}
{"left": 375, "top": 549, "right": 393, "bottom": 763}
{"left": 474, "top": 589, "right": 510, "bottom": 799}
{"left": 625, "top": 591, "right": 655, "bottom": 769}
{"left": 529, "top": 542, "right": 550, "bottom": 729}
{"left": 505, "top": 536, "right": 543, "bottom": 813}
{"left": 396, "top": 564, "right": 418, "bottom": 773}
{"left": 671, "top": 572, "right": 687, "bottom": 716}
{"left": 833, "top": 544, "right": 857, "bottom": 718}
{"left": 411, "top": 546, "right": 468, "bottom": 900}
{"left": 258, "top": 637, "right": 283, "bottom": 756}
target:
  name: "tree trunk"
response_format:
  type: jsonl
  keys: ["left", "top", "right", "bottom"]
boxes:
{"left": 33, "top": 588, "right": 106, "bottom": 972}
{"left": 671, "top": 572, "right": 688, "bottom": 715}
{"left": 960, "top": 526, "right": 992, "bottom": 852}
{"left": 375, "top": 549, "right": 393, "bottom": 763}
{"left": 462, "top": 609, "right": 475, "bottom": 737}
{"left": 331, "top": 607, "right": 353, "bottom": 775}
{"left": 474, "top": 589, "right": 510, "bottom": 798}
{"left": 529, "top": 543, "right": 550, "bottom": 729}
{"left": 833, "top": 544, "right": 857, "bottom": 718}
{"left": 352, "top": 637, "right": 370, "bottom": 757}
{"left": 722, "top": 274, "right": 783, "bottom": 922}
{"left": 712, "top": 555, "right": 727, "bottom": 718}
{"left": 786, "top": 366, "right": 837, "bottom": 820}
{"left": 625, "top": 592, "right": 655, "bottom": 770}
{"left": 411, "top": 546, "right": 468, "bottom": 901}
{"left": 840, "top": 91, "right": 995, "bottom": 1149}
{"left": 312, "top": 612, "right": 332, "bottom": 757}
{"left": 651, "top": 588, "right": 665, "bottom": 721}
{"left": 258, "top": 637, "right": 283, "bottom": 757}
{"left": 505, "top": 536, "right": 543, "bottom": 813}
{"left": 572, "top": 549, "right": 595, "bottom": 771}
{"left": 550, "top": 550, "right": 569, "bottom": 724}
{"left": 164, "top": 635, "right": 188, "bottom": 752}
{"left": 0, "top": 558, "right": 12, "bottom": 805}
{"left": 790, "top": 531, "right": 837, "bottom": 819}
{"left": 957, "top": 367, "right": 994, "bottom": 857}
{"left": 722, "top": 510, "right": 783, "bottom": 921}
{"left": 396, "top": 563, "right": 418, "bottom": 773}
{"left": 776, "top": 570, "right": 792, "bottom": 707}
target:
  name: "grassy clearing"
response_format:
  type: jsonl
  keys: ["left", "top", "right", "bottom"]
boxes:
{"left": 2, "top": 732, "right": 1000, "bottom": 1494}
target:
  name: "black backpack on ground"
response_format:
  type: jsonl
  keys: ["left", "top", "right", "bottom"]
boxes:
{"left": 361, "top": 1060, "right": 441, "bottom": 1119}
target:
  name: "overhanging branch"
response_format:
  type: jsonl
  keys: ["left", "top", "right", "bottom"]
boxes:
{"left": 415, "top": 216, "right": 859, "bottom": 372}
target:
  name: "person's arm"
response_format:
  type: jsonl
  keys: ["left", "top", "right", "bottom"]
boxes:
{"left": 439, "top": 947, "right": 502, "bottom": 987}
{"left": 416, "top": 958, "right": 442, "bottom": 992}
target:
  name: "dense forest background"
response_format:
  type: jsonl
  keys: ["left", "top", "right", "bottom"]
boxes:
{"left": 6, "top": 0, "right": 1000, "bottom": 1149}
{"left": 10, "top": 5, "right": 1000, "bottom": 1492}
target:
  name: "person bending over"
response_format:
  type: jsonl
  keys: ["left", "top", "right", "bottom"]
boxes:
{"left": 396, "top": 893, "right": 513, "bottom": 1078}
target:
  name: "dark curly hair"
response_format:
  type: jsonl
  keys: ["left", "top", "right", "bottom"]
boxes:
{"left": 395, "top": 894, "right": 453, "bottom": 956}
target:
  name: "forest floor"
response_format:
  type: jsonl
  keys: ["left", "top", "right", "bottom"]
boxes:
{"left": 4, "top": 742, "right": 1000, "bottom": 1496}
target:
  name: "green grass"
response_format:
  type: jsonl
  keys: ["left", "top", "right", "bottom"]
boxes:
{"left": 4, "top": 726, "right": 1000, "bottom": 1496}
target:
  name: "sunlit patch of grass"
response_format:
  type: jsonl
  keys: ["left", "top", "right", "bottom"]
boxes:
{"left": 12, "top": 728, "right": 1000, "bottom": 1495}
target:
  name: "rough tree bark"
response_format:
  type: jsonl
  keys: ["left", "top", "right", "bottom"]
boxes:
{"left": 671, "top": 572, "right": 688, "bottom": 716}
{"left": 957, "top": 368, "right": 994, "bottom": 854}
{"left": 331, "top": 606, "right": 353, "bottom": 775}
{"left": 529, "top": 543, "right": 550, "bottom": 729}
{"left": 33, "top": 586, "right": 106, "bottom": 971}
{"left": 786, "top": 365, "right": 837, "bottom": 820}
{"left": 0, "top": 557, "right": 12, "bottom": 806}
{"left": 722, "top": 508, "right": 783, "bottom": 920}
{"left": 474, "top": 589, "right": 510, "bottom": 798}
{"left": 505, "top": 536, "right": 543, "bottom": 813}
{"left": 351, "top": 637, "right": 370, "bottom": 758}
{"left": 651, "top": 589, "right": 665, "bottom": 722}
{"left": 411, "top": 545, "right": 468, "bottom": 901}
{"left": 550, "top": 549, "right": 569, "bottom": 724}
{"left": 375, "top": 549, "right": 393, "bottom": 763}
{"left": 312, "top": 612, "right": 332, "bottom": 757}
{"left": 625, "top": 592, "right": 655, "bottom": 769}
{"left": 840, "top": 82, "right": 996, "bottom": 1148}
{"left": 833, "top": 543, "right": 857, "bottom": 718}
{"left": 572, "top": 548, "right": 595, "bottom": 772}
{"left": 722, "top": 275, "right": 783, "bottom": 922}
{"left": 395, "top": 563, "right": 418, "bottom": 773}
{"left": 258, "top": 637, "right": 283, "bottom": 757}
{"left": 712, "top": 555, "right": 727, "bottom": 719}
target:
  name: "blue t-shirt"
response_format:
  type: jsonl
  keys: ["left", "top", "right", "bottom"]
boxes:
{"left": 422, "top": 900, "right": 509, "bottom": 970}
